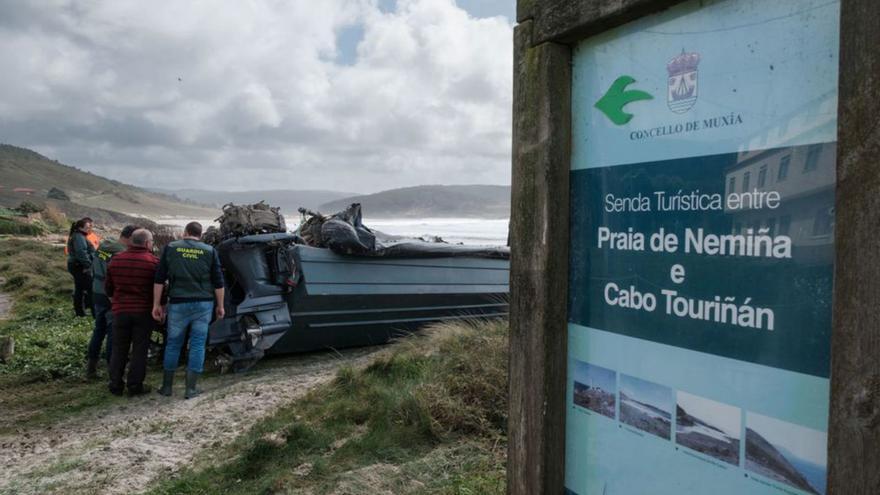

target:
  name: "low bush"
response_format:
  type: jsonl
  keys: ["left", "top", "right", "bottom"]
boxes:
{"left": 0, "top": 218, "right": 46, "bottom": 236}
{"left": 17, "top": 200, "right": 44, "bottom": 214}
{"left": 42, "top": 204, "right": 69, "bottom": 232}
{"left": 0, "top": 207, "right": 19, "bottom": 218}
{"left": 47, "top": 187, "right": 70, "bottom": 201}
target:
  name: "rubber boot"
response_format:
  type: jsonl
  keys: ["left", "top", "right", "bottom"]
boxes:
{"left": 86, "top": 358, "right": 98, "bottom": 379}
{"left": 185, "top": 370, "right": 202, "bottom": 399}
{"left": 158, "top": 370, "right": 174, "bottom": 397}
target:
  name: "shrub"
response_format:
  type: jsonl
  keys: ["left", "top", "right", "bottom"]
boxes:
{"left": 47, "top": 187, "right": 70, "bottom": 201}
{"left": 17, "top": 201, "right": 44, "bottom": 214}
{"left": 41, "top": 205, "right": 68, "bottom": 232}
{"left": 0, "top": 207, "right": 19, "bottom": 218}
{"left": 0, "top": 218, "right": 46, "bottom": 236}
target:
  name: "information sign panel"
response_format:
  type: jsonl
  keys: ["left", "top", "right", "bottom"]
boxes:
{"left": 565, "top": 1, "right": 839, "bottom": 494}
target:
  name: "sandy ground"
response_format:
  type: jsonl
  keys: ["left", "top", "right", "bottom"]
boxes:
{"left": 0, "top": 347, "right": 384, "bottom": 495}
{"left": 0, "top": 278, "right": 10, "bottom": 320}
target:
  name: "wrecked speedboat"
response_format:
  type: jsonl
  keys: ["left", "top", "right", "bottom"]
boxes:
{"left": 206, "top": 203, "right": 509, "bottom": 370}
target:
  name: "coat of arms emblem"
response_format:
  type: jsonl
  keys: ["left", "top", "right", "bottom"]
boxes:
{"left": 667, "top": 49, "right": 700, "bottom": 114}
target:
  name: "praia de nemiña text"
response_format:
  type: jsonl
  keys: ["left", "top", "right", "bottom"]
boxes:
{"left": 596, "top": 226, "right": 789, "bottom": 331}
{"left": 596, "top": 227, "right": 792, "bottom": 259}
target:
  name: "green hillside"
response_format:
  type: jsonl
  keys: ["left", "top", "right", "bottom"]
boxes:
{"left": 318, "top": 185, "right": 511, "bottom": 218}
{"left": 0, "top": 144, "right": 215, "bottom": 219}
{"left": 155, "top": 188, "right": 355, "bottom": 215}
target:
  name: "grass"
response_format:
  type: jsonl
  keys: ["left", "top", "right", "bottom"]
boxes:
{"left": 0, "top": 372, "right": 132, "bottom": 435}
{"left": 0, "top": 238, "right": 175, "bottom": 436}
{"left": 24, "top": 456, "right": 87, "bottom": 479}
{"left": 0, "top": 238, "right": 130, "bottom": 434}
{"left": 149, "top": 319, "right": 509, "bottom": 495}
{"left": 0, "top": 239, "right": 93, "bottom": 380}
{"left": 0, "top": 237, "right": 511, "bottom": 493}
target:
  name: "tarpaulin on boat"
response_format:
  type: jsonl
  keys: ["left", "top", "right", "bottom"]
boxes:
{"left": 297, "top": 203, "right": 510, "bottom": 260}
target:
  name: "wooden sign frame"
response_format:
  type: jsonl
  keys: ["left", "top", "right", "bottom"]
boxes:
{"left": 508, "top": 1, "right": 880, "bottom": 494}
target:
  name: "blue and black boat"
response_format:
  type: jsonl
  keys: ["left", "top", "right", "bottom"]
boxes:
{"left": 207, "top": 221, "right": 509, "bottom": 370}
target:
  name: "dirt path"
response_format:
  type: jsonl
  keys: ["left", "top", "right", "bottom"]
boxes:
{"left": 0, "top": 347, "right": 385, "bottom": 495}
{"left": 0, "top": 278, "right": 10, "bottom": 320}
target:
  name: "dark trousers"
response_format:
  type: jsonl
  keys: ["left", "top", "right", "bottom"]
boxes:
{"left": 88, "top": 294, "right": 113, "bottom": 364}
{"left": 109, "top": 312, "right": 153, "bottom": 392}
{"left": 67, "top": 261, "right": 93, "bottom": 316}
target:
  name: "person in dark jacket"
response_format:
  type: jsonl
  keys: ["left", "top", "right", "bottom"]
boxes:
{"left": 152, "top": 221, "right": 224, "bottom": 399}
{"left": 85, "top": 225, "right": 137, "bottom": 379}
{"left": 66, "top": 217, "right": 96, "bottom": 317}
{"left": 105, "top": 228, "right": 159, "bottom": 396}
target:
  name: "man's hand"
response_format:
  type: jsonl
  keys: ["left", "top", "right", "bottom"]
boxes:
{"left": 214, "top": 287, "right": 225, "bottom": 321}
{"left": 152, "top": 305, "right": 166, "bottom": 323}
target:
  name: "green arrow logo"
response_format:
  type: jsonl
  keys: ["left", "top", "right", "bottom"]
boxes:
{"left": 595, "top": 75, "right": 654, "bottom": 125}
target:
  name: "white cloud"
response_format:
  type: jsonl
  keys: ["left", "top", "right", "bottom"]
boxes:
{"left": 0, "top": 0, "right": 513, "bottom": 193}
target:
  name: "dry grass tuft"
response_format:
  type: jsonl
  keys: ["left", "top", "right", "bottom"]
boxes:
{"left": 149, "top": 318, "right": 510, "bottom": 495}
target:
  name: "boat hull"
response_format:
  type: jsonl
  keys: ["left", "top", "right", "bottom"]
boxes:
{"left": 208, "top": 235, "right": 509, "bottom": 366}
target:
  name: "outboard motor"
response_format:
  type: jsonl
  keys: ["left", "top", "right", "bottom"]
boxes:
{"left": 209, "top": 232, "right": 299, "bottom": 371}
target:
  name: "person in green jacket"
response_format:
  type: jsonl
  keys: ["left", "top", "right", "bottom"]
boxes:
{"left": 152, "top": 221, "right": 225, "bottom": 399}
{"left": 66, "top": 217, "right": 96, "bottom": 317}
{"left": 85, "top": 225, "right": 137, "bottom": 379}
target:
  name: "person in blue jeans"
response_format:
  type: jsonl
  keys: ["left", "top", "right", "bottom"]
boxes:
{"left": 152, "top": 222, "right": 225, "bottom": 399}
{"left": 86, "top": 224, "right": 137, "bottom": 379}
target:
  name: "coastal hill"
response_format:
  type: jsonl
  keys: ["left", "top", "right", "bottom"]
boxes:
{"left": 318, "top": 185, "right": 511, "bottom": 218}
{"left": 0, "top": 144, "right": 215, "bottom": 219}
{"left": 745, "top": 428, "right": 821, "bottom": 494}
{"left": 0, "top": 144, "right": 511, "bottom": 221}
{"left": 153, "top": 188, "right": 354, "bottom": 215}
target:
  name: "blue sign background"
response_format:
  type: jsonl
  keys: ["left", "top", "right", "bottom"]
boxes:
{"left": 569, "top": 143, "right": 835, "bottom": 379}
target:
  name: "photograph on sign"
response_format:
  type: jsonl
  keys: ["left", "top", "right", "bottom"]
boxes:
{"left": 564, "top": 0, "right": 839, "bottom": 493}
{"left": 745, "top": 412, "right": 828, "bottom": 495}
{"left": 619, "top": 374, "right": 673, "bottom": 440}
{"left": 572, "top": 360, "right": 617, "bottom": 419}
{"left": 675, "top": 391, "right": 741, "bottom": 466}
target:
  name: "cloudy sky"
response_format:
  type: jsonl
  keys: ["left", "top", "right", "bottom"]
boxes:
{"left": 0, "top": 0, "right": 515, "bottom": 193}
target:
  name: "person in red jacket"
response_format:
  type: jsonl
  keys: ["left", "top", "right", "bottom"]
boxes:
{"left": 105, "top": 228, "right": 160, "bottom": 396}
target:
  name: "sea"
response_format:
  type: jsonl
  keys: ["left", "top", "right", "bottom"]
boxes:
{"left": 778, "top": 446, "right": 827, "bottom": 495}
{"left": 156, "top": 216, "right": 510, "bottom": 246}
